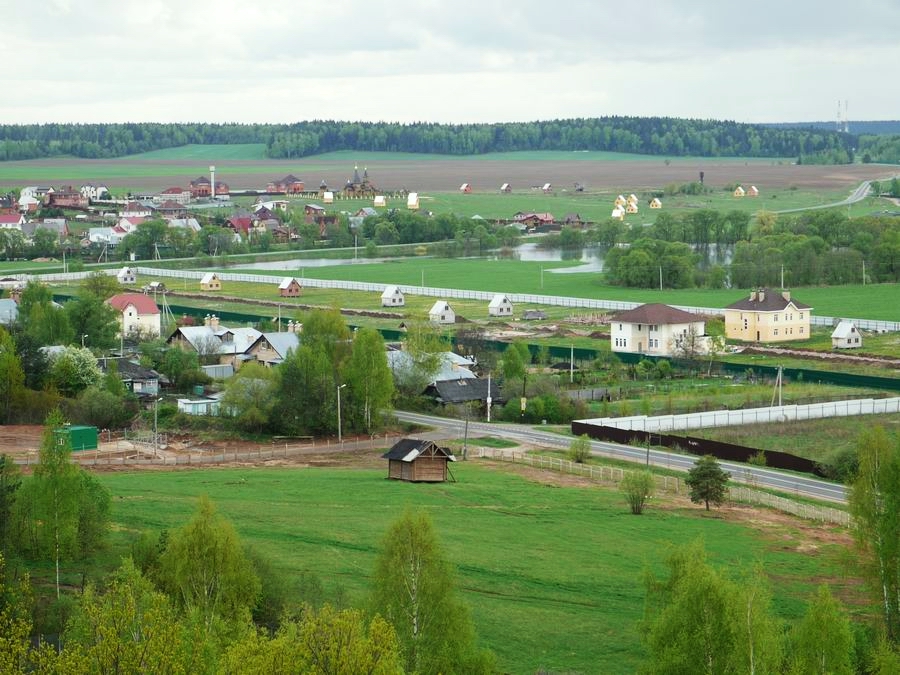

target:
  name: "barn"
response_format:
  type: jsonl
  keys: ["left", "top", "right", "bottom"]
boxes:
{"left": 381, "top": 285, "right": 405, "bottom": 307}
{"left": 429, "top": 300, "right": 455, "bottom": 324}
{"left": 117, "top": 266, "right": 136, "bottom": 284}
{"left": 488, "top": 294, "right": 513, "bottom": 317}
{"left": 382, "top": 438, "right": 456, "bottom": 482}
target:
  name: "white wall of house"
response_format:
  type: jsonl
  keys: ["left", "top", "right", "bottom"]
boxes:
{"left": 611, "top": 319, "right": 708, "bottom": 356}
{"left": 120, "top": 304, "right": 161, "bottom": 338}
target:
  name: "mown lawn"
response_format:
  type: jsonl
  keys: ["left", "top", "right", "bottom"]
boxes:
{"left": 97, "top": 462, "right": 859, "bottom": 674}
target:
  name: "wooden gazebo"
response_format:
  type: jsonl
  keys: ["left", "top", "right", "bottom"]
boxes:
{"left": 382, "top": 439, "right": 456, "bottom": 482}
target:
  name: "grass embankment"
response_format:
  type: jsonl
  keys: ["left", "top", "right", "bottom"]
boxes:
{"left": 98, "top": 462, "right": 859, "bottom": 674}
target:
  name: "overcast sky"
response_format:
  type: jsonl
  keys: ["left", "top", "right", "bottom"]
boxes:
{"left": 5, "top": 0, "right": 898, "bottom": 126}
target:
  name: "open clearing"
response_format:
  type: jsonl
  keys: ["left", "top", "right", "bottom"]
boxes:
{"left": 92, "top": 458, "right": 862, "bottom": 674}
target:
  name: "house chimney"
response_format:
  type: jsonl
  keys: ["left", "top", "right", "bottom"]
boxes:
{"left": 782, "top": 290, "right": 791, "bottom": 302}
{"left": 758, "top": 289, "right": 765, "bottom": 302}
{"left": 749, "top": 290, "right": 757, "bottom": 302}
{"left": 209, "top": 315, "right": 220, "bottom": 330}
{"left": 204, "top": 314, "right": 211, "bottom": 327}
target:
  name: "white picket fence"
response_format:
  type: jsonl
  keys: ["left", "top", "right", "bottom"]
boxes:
{"left": 26, "top": 266, "right": 900, "bottom": 332}
{"left": 582, "top": 396, "right": 900, "bottom": 433}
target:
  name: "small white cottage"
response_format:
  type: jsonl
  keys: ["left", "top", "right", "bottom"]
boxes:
{"left": 488, "top": 294, "right": 514, "bottom": 317}
{"left": 381, "top": 285, "right": 405, "bottom": 307}
{"left": 117, "top": 266, "right": 136, "bottom": 284}
{"left": 832, "top": 320, "right": 862, "bottom": 349}
{"left": 428, "top": 300, "right": 455, "bottom": 324}
{"left": 407, "top": 192, "right": 419, "bottom": 210}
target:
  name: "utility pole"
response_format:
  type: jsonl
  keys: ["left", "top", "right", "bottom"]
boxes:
{"left": 659, "top": 266, "right": 663, "bottom": 290}
{"left": 337, "top": 383, "right": 347, "bottom": 443}
{"left": 780, "top": 264, "right": 784, "bottom": 289}
{"left": 570, "top": 344, "right": 574, "bottom": 384}
{"left": 863, "top": 260, "right": 866, "bottom": 285}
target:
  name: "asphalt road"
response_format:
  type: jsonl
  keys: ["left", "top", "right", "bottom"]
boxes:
{"left": 775, "top": 179, "right": 871, "bottom": 214}
{"left": 396, "top": 410, "right": 848, "bottom": 504}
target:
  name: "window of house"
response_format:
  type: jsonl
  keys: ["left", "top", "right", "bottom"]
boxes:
{"left": 774, "top": 328, "right": 779, "bottom": 336}
{"left": 743, "top": 319, "right": 748, "bottom": 330}
{"left": 800, "top": 313, "right": 804, "bottom": 319}
{"left": 799, "top": 327, "right": 804, "bottom": 334}
{"left": 774, "top": 314, "right": 779, "bottom": 321}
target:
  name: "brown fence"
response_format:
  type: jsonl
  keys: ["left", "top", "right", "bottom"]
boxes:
{"left": 571, "top": 421, "right": 824, "bottom": 477}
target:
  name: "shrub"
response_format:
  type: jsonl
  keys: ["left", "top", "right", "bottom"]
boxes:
{"left": 568, "top": 435, "right": 591, "bottom": 463}
{"left": 620, "top": 471, "right": 655, "bottom": 515}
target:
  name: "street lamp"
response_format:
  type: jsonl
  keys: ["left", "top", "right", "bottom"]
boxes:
{"left": 337, "top": 384, "right": 347, "bottom": 443}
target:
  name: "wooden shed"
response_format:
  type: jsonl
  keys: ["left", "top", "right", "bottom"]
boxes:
{"left": 278, "top": 277, "right": 302, "bottom": 297}
{"left": 733, "top": 186, "right": 746, "bottom": 197}
{"left": 200, "top": 272, "right": 222, "bottom": 291}
{"left": 117, "top": 266, "right": 136, "bottom": 284}
{"left": 382, "top": 438, "right": 456, "bottom": 482}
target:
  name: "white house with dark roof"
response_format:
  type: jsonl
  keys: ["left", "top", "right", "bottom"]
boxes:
{"left": 167, "top": 315, "right": 262, "bottom": 369}
{"left": 428, "top": 300, "right": 455, "bottom": 324}
{"left": 832, "top": 320, "right": 862, "bottom": 349}
{"left": 488, "top": 294, "right": 513, "bottom": 317}
{"left": 611, "top": 303, "right": 709, "bottom": 356}
{"left": 381, "top": 285, "right": 405, "bottom": 307}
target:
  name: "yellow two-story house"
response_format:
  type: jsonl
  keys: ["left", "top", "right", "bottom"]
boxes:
{"left": 724, "top": 289, "right": 812, "bottom": 342}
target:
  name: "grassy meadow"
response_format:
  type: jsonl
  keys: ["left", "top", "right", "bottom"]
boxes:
{"left": 97, "top": 461, "right": 859, "bottom": 674}
{"left": 222, "top": 259, "right": 900, "bottom": 322}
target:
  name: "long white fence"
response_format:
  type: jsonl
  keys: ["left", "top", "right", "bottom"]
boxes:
{"left": 580, "top": 396, "right": 900, "bottom": 433}
{"left": 25, "top": 267, "right": 900, "bottom": 332}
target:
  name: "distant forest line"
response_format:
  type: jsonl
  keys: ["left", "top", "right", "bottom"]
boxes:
{"left": 0, "top": 117, "right": 898, "bottom": 164}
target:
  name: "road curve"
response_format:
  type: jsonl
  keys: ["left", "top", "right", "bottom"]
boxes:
{"left": 775, "top": 180, "right": 871, "bottom": 214}
{"left": 395, "top": 410, "right": 848, "bottom": 504}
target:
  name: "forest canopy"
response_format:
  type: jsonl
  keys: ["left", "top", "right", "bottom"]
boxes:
{"left": 0, "top": 117, "right": 885, "bottom": 162}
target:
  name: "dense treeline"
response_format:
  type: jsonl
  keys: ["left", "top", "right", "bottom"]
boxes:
{"left": 602, "top": 209, "right": 900, "bottom": 289}
{"left": 0, "top": 118, "right": 855, "bottom": 161}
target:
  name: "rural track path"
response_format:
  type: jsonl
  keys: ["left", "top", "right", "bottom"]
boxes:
{"left": 396, "top": 410, "right": 848, "bottom": 504}
{"left": 774, "top": 179, "right": 871, "bottom": 214}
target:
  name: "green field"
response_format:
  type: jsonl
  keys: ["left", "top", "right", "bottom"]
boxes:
{"left": 121, "top": 143, "right": 269, "bottom": 160}
{"left": 223, "top": 259, "right": 900, "bottom": 322}
{"left": 98, "top": 462, "right": 857, "bottom": 674}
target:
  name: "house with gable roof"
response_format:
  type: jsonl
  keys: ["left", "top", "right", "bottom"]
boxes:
{"left": 724, "top": 289, "right": 812, "bottom": 342}
{"left": 200, "top": 273, "right": 222, "bottom": 291}
{"left": 107, "top": 292, "right": 161, "bottom": 338}
{"left": 488, "top": 294, "right": 513, "bottom": 317}
{"left": 428, "top": 300, "right": 455, "bottom": 324}
{"left": 278, "top": 277, "right": 302, "bottom": 297}
{"left": 381, "top": 285, "right": 405, "bottom": 307}
{"left": 167, "top": 315, "right": 262, "bottom": 369}
{"left": 611, "top": 303, "right": 710, "bottom": 356}
{"left": 832, "top": 320, "right": 862, "bottom": 349}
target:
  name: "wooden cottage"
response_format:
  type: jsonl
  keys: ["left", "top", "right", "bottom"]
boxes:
{"left": 625, "top": 202, "right": 639, "bottom": 214}
{"left": 614, "top": 195, "right": 627, "bottom": 207}
{"left": 278, "top": 277, "right": 302, "bottom": 297}
{"left": 733, "top": 186, "right": 746, "bottom": 197}
{"left": 500, "top": 183, "right": 511, "bottom": 193}
{"left": 381, "top": 285, "right": 405, "bottom": 307}
{"left": 407, "top": 192, "right": 420, "bottom": 210}
{"left": 488, "top": 294, "right": 513, "bottom": 317}
{"left": 459, "top": 183, "right": 472, "bottom": 193}
{"left": 611, "top": 206, "right": 625, "bottom": 221}
{"left": 200, "top": 272, "right": 222, "bottom": 292}
{"left": 542, "top": 183, "right": 552, "bottom": 193}
{"left": 382, "top": 438, "right": 456, "bottom": 482}
{"left": 323, "top": 191, "right": 334, "bottom": 204}
{"left": 117, "top": 266, "right": 136, "bottom": 284}
{"left": 374, "top": 195, "right": 386, "bottom": 207}
{"left": 649, "top": 197, "right": 662, "bottom": 209}
{"left": 747, "top": 185, "right": 760, "bottom": 197}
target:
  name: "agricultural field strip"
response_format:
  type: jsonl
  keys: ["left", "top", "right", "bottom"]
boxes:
{"left": 394, "top": 411, "right": 848, "bottom": 504}
{"left": 32, "top": 267, "right": 900, "bottom": 332}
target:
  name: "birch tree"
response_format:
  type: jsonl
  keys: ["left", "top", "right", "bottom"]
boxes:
{"left": 848, "top": 426, "right": 900, "bottom": 642}
{"left": 789, "top": 585, "right": 853, "bottom": 675}
{"left": 371, "top": 510, "right": 493, "bottom": 674}
{"left": 345, "top": 327, "right": 394, "bottom": 433}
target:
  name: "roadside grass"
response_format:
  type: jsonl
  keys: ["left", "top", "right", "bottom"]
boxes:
{"left": 96, "top": 462, "right": 859, "bottom": 674}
